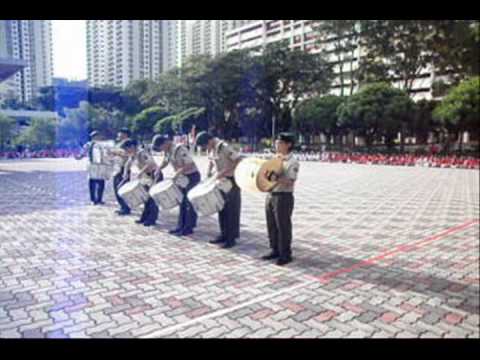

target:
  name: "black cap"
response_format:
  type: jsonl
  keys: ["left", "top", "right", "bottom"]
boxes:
{"left": 195, "top": 131, "right": 213, "bottom": 147}
{"left": 89, "top": 130, "right": 99, "bottom": 138}
{"left": 120, "top": 139, "right": 138, "bottom": 150}
{"left": 277, "top": 132, "right": 295, "bottom": 144}
{"left": 119, "top": 128, "right": 131, "bottom": 136}
{"left": 152, "top": 135, "right": 170, "bottom": 151}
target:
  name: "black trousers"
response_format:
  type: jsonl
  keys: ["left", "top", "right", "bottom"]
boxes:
{"left": 140, "top": 192, "right": 159, "bottom": 224}
{"left": 113, "top": 172, "right": 130, "bottom": 213}
{"left": 139, "top": 172, "right": 163, "bottom": 224}
{"left": 218, "top": 177, "right": 241, "bottom": 243}
{"left": 265, "top": 193, "right": 294, "bottom": 259}
{"left": 89, "top": 179, "right": 105, "bottom": 204}
{"left": 177, "top": 171, "right": 201, "bottom": 231}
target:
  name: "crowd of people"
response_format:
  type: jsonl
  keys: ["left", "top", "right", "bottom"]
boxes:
{"left": 1, "top": 145, "right": 479, "bottom": 170}
{"left": 315, "top": 152, "right": 480, "bottom": 169}
{"left": 0, "top": 149, "right": 82, "bottom": 159}
{"left": 248, "top": 149, "right": 479, "bottom": 170}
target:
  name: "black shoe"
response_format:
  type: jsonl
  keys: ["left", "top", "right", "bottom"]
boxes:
{"left": 276, "top": 257, "right": 292, "bottom": 266}
{"left": 143, "top": 222, "right": 156, "bottom": 227}
{"left": 116, "top": 210, "right": 130, "bottom": 216}
{"left": 181, "top": 229, "right": 194, "bottom": 236}
{"left": 221, "top": 242, "right": 236, "bottom": 249}
{"left": 97, "top": 201, "right": 105, "bottom": 205}
{"left": 169, "top": 228, "right": 182, "bottom": 235}
{"left": 261, "top": 252, "right": 279, "bottom": 260}
{"left": 209, "top": 236, "right": 225, "bottom": 244}
{"left": 135, "top": 219, "right": 145, "bottom": 224}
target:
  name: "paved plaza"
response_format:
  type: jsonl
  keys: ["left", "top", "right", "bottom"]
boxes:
{"left": 0, "top": 157, "right": 478, "bottom": 338}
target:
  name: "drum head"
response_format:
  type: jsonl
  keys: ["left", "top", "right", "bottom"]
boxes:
{"left": 188, "top": 180, "right": 215, "bottom": 199}
{"left": 257, "top": 158, "right": 283, "bottom": 192}
{"left": 150, "top": 180, "right": 174, "bottom": 193}
{"left": 119, "top": 180, "right": 140, "bottom": 194}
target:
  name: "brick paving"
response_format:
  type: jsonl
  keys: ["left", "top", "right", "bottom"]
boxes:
{"left": 0, "top": 157, "right": 478, "bottom": 338}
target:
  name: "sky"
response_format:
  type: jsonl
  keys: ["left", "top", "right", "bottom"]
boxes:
{"left": 51, "top": 20, "right": 198, "bottom": 81}
{"left": 52, "top": 20, "right": 87, "bottom": 81}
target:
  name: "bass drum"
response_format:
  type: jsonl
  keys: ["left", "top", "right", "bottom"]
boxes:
{"left": 234, "top": 157, "right": 283, "bottom": 193}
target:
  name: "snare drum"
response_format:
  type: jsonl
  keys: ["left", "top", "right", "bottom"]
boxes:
{"left": 118, "top": 180, "right": 150, "bottom": 209}
{"left": 187, "top": 179, "right": 225, "bottom": 217}
{"left": 88, "top": 163, "right": 113, "bottom": 180}
{"left": 149, "top": 180, "right": 184, "bottom": 210}
{"left": 216, "top": 178, "right": 232, "bottom": 194}
{"left": 175, "top": 175, "right": 189, "bottom": 188}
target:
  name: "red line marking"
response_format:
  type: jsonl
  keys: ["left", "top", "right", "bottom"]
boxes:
{"left": 306, "top": 219, "right": 480, "bottom": 283}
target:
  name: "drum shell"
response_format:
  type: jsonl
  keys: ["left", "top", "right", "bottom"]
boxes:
{"left": 187, "top": 180, "right": 225, "bottom": 217}
{"left": 234, "top": 157, "right": 282, "bottom": 193}
{"left": 118, "top": 180, "right": 149, "bottom": 209}
{"left": 216, "top": 178, "right": 233, "bottom": 194}
{"left": 88, "top": 163, "right": 113, "bottom": 180}
{"left": 149, "top": 180, "right": 183, "bottom": 210}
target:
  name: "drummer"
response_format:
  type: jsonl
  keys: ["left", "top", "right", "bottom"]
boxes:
{"left": 121, "top": 140, "right": 163, "bottom": 227}
{"left": 153, "top": 135, "right": 200, "bottom": 236}
{"left": 261, "top": 133, "right": 300, "bottom": 266}
{"left": 75, "top": 130, "right": 106, "bottom": 206}
{"left": 109, "top": 128, "right": 132, "bottom": 216}
{"left": 195, "top": 131, "right": 242, "bottom": 249}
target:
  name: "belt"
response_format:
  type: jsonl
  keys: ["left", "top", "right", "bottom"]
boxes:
{"left": 270, "top": 192, "right": 293, "bottom": 196}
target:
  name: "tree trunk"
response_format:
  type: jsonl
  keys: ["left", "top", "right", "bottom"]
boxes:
{"left": 400, "top": 125, "right": 405, "bottom": 153}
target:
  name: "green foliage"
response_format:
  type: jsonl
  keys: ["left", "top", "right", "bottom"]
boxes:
{"left": 411, "top": 99, "right": 440, "bottom": 144}
{"left": 433, "top": 77, "right": 480, "bottom": 134}
{"left": 337, "top": 83, "right": 415, "bottom": 147}
{"left": 0, "top": 114, "right": 17, "bottom": 150}
{"left": 153, "top": 115, "right": 176, "bottom": 135}
{"left": 256, "top": 42, "right": 334, "bottom": 133}
{"left": 429, "top": 20, "right": 480, "bottom": 83}
{"left": 294, "top": 95, "right": 344, "bottom": 136}
{"left": 15, "top": 118, "right": 57, "bottom": 149}
{"left": 33, "top": 86, "right": 56, "bottom": 111}
{"left": 131, "top": 106, "right": 169, "bottom": 140}
{"left": 312, "top": 20, "right": 360, "bottom": 96}
{"left": 357, "top": 21, "right": 440, "bottom": 93}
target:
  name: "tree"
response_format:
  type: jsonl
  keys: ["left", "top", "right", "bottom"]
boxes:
{"left": 255, "top": 42, "right": 334, "bottom": 138}
{"left": 123, "top": 79, "right": 157, "bottom": 114}
{"left": 33, "top": 86, "right": 56, "bottom": 111}
{"left": 312, "top": 20, "right": 360, "bottom": 96}
{"left": 16, "top": 118, "right": 57, "bottom": 150}
{"left": 153, "top": 115, "right": 176, "bottom": 136}
{"left": 173, "top": 107, "right": 207, "bottom": 134}
{"left": 411, "top": 99, "right": 440, "bottom": 145}
{"left": 337, "top": 83, "right": 415, "bottom": 150}
{"left": 294, "top": 95, "right": 344, "bottom": 146}
{"left": 429, "top": 20, "right": 480, "bottom": 84}
{"left": 0, "top": 114, "right": 17, "bottom": 150}
{"left": 433, "top": 77, "right": 480, "bottom": 152}
{"left": 357, "top": 21, "right": 439, "bottom": 94}
{"left": 131, "top": 106, "right": 169, "bottom": 141}
{"left": 87, "top": 86, "right": 125, "bottom": 112}
{"left": 57, "top": 102, "right": 91, "bottom": 147}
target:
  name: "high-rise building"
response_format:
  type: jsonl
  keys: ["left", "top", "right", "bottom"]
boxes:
{"left": 0, "top": 20, "right": 53, "bottom": 103}
{"left": 225, "top": 20, "right": 437, "bottom": 100}
{"left": 176, "top": 20, "right": 239, "bottom": 67}
{"left": 87, "top": 20, "right": 176, "bottom": 88}
{"left": 162, "top": 20, "right": 177, "bottom": 72}
{"left": 175, "top": 20, "right": 188, "bottom": 68}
